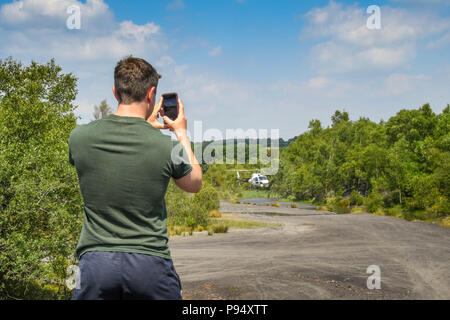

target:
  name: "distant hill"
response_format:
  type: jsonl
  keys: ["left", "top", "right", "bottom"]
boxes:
{"left": 193, "top": 137, "right": 298, "bottom": 149}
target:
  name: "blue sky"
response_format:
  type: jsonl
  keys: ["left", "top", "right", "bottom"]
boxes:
{"left": 0, "top": 0, "right": 449, "bottom": 140}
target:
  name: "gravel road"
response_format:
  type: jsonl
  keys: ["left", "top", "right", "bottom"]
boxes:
{"left": 169, "top": 200, "right": 450, "bottom": 300}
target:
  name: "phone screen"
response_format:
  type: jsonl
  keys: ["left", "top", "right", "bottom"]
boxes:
{"left": 162, "top": 94, "right": 179, "bottom": 121}
{"left": 163, "top": 96, "right": 178, "bottom": 107}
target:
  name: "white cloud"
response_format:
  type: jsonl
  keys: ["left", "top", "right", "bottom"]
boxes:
{"left": 0, "top": 0, "right": 261, "bottom": 134}
{"left": 116, "top": 21, "right": 160, "bottom": 41}
{"left": 357, "top": 45, "right": 416, "bottom": 69}
{"left": 156, "top": 56, "right": 176, "bottom": 68}
{"left": 310, "top": 40, "right": 416, "bottom": 74}
{"left": 306, "top": 77, "right": 331, "bottom": 89}
{"left": 301, "top": 77, "right": 352, "bottom": 98}
{"left": 0, "top": 0, "right": 172, "bottom": 121}
{"left": 384, "top": 73, "right": 429, "bottom": 95}
{"left": 0, "top": 0, "right": 166, "bottom": 62}
{"left": 301, "top": 1, "right": 450, "bottom": 74}
{"left": 302, "top": 1, "right": 450, "bottom": 45}
{"left": 0, "top": 21, "right": 165, "bottom": 62}
{"left": 0, "top": 0, "right": 113, "bottom": 31}
{"left": 208, "top": 46, "right": 223, "bottom": 57}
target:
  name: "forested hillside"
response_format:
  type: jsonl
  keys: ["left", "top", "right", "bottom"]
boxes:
{"left": 271, "top": 105, "right": 450, "bottom": 218}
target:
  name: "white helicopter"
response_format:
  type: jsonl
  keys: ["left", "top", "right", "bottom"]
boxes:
{"left": 226, "top": 169, "right": 270, "bottom": 188}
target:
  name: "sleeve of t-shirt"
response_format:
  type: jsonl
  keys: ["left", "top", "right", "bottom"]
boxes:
{"left": 68, "top": 128, "right": 78, "bottom": 167}
{"left": 170, "top": 140, "right": 193, "bottom": 179}
{"left": 68, "top": 145, "right": 75, "bottom": 166}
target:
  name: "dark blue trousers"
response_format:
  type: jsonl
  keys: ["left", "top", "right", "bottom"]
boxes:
{"left": 72, "top": 251, "right": 182, "bottom": 300}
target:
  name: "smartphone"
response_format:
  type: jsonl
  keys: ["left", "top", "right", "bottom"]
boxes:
{"left": 162, "top": 93, "right": 179, "bottom": 121}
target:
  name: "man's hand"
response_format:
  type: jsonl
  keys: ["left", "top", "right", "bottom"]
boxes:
{"left": 162, "top": 98, "right": 187, "bottom": 139}
{"left": 147, "top": 97, "right": 168, "bottom": 130}
{"left": 162, "top": 98, "right": 202, "bottom": 193}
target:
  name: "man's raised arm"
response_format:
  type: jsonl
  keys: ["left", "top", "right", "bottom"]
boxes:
{"left": 163, "top": 98, "right": 202, "bottom": 193}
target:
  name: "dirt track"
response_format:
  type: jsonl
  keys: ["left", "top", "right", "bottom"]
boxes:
{"left": 169, "top": 200, "right": 450, "bottom": 300}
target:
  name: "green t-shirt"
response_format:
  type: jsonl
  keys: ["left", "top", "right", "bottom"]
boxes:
{"left": 68, "top": 114, "right": 192, "bottom": 260}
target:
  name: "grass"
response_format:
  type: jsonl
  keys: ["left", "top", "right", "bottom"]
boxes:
{"left": 168, "top": 209, "right": 284, "bottom": 237}
{"left": 221, "top": 213, "right": 242, "bottom": 218}
{"left": 210, "top": 218, "right": 284, "bottom": 229}
{"left": 437, "top": 217, "right": 450, "bottom": 228}
{"left": 271, "top": 202, "right": 281, "bottom": 207}
{"left": 278, "top": 198, "right": 313, "bottom": 203}
{"left": 209, "top": 209, "right": 221, "bottom": 218}
{"left": 168, "top": 225, "right": 194, "bottom": 236}
{"left": 324, "top": 204, "right": 450, "bottom": 229}
{"left": 350, "top": 206, "right": 366, "bottom": 213}
{"left": 207, "top": 224, "right": 228, "bottom": 235}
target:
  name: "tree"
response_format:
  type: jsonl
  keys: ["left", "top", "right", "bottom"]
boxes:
{"left": 331, "top": 110, "right": 349, "bottom": 126}
{"left": 93, "top": 99, "right": 112, "bottom": 120}
{"left": 0, "top": 58, "right": 83, "bottom": 299}
{"left": 272, "top": 105, "right": 449, "bottom": 217}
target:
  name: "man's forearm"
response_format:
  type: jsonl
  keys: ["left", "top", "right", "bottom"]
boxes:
{"left": 176, "top": 131, "right": 202, "bottom": 179}
{"left": 176, "top": 131, "right": 197, "bottom": 165}
{"left": 165, "top": 99, "right": 202, "bottom": 193}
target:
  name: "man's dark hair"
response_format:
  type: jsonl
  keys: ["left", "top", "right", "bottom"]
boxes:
{"left": 114, "top": 56, "right": 161, "bottom": 104}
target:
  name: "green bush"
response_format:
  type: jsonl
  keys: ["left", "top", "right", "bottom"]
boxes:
{"left": 325, "top": 194, "right": 337, "bottom": 207}
{"left": 0, "top": 58, "right": 83, "bottom": 300}
{"left": 332, "top": 199, "right": 351, "bottom": 214}
{"left": 350, "top": 190, "right": 364, "bottom": 206}
{"left": 193, "top": 183, "right": 219, "bottom": 212}
{"left": 208, "top": 224, "right": 228, "bottom": 234}
{"left": 202, "top": 163, "right": 241, "bottom": 202}
{"left": 364, "top": 191, "right": 384, "bottom": 213}
{"left": 406, "top": 175, "right": 440, "bottom": 210}
{"left": 429, "top": 197, "right": 450, "bottom": 218}
{"left": 166, "top": 181, "right": 221, "bottom": 229}
{"left": 385, "top": 205, "right": 404, "bottom": 217}
{"left": 165, "top": 182, "right": 209, "bottom": 228}
{"left": 403, "top": 210, "right": 427, "bottom": 221}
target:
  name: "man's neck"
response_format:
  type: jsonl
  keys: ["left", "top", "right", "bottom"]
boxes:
{"left": 114, "top": 102, "right": 147, "bottom": 120}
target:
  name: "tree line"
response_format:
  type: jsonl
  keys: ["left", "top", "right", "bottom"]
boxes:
{"left": 270, "top": 106, "right": 449, "bottom": 218}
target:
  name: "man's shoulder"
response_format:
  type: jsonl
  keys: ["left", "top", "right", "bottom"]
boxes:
{"left": 69, "top": 120, "right": 100, "bottom": 144}
{"left": 140, "top": 123, "right": 172, "bottom": 142}
{"left": 147, "top": 129, "right": 177, "bottom": 151}
{"left": 68, "top": 118, "right": 175, "bottom": 148}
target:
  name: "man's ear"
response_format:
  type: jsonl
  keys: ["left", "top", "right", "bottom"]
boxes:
{"left": 112, "top": 86, "right": 120, "bottom": 103}
{"left": 147, "top": 86, "right": 156, "bottom": 105}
